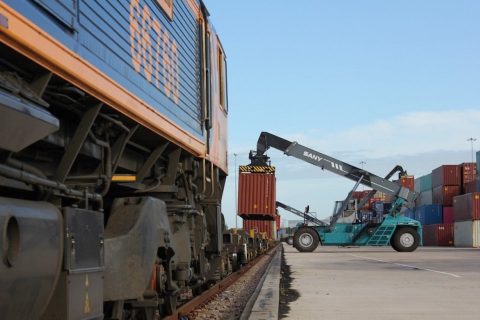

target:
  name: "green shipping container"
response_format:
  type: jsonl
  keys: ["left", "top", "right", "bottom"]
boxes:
{"left": 415, "top": 174, "right": 432, "bottom": 193}
{"left": 476, "top": 150, "right": 480, "bottom": 174}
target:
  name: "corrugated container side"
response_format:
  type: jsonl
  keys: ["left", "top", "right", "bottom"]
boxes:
{"left": 414, "top": 204, "right": 443, "bottom": 225}
{"left": 432, "top": 165, "right": 461, "bottom": 187}
{"left": 353, "top": 190, "right": 371, "bottom": 200}
{"left": 464, "top": 176, "right": 480, "bottom": 194}
{"left": 477, "top": 151, "right": 480, "bottom": 174}
{"left": 454, "top": 220, "right": 480, "bottom": 247}
{"left": 373, "top": 202, "right": 384, "bottom": 215}
{"left": 453, "top": 192, "right": 480, "bottom": 221}
{"left": 460, "top": 163, "right": 477, "bottom": 187}
{"left": 432, "top": 185, "right": 460, "bottom": 206}
{"left": 243, "top": 219, "right": 275, "bottom": 239}
{"left": 275, "top": 214, "right": 281, "bottom": 230}
{"left": 415, "top": 174, "right": 432, "bottom": 193}
{"left": 443, "top": 207, "right": 454, "bottom": 224}
{"left": 423, "top": 224, "right": 454, "bottom": 246}
{"left": 238, "top": 171, "right": 276, "bottom": 220}
{"left": 415, "top": 190, "right": 433, "bottom": 207}
{"left": 368, "top": 198, "right": 383, "bottom": 209}
{"left": 373, "top": 191, "right": 387, "bottom": 202}
{"left": 402, "top": 208, "right": 415, "bottom": 219}
{"left": 400, "top": 175, "right": 415, "bottom": 191}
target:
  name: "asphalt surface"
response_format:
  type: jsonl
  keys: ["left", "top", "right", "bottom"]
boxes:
{"left": 281, "top": 244, "right": 480, "bottom": 320}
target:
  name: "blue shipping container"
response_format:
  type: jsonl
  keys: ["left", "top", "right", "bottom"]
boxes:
{"left": 415, "top": 174, "right": 432, "bottom": 193}
{"left": 414, "top": 204, "right": 443, "bottom": 225}
{"left": 373, "top": 202, "right": 384, "bottom": 215}
{"left": 402, "top": 208, "right": 415, "bottom": 219}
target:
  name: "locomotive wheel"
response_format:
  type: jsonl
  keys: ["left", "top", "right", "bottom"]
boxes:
{"left": 391, "top": 227, "right": 420, "bottom": 252}
{"left": 293, "top": 227, "right": 319, "bottom": 252}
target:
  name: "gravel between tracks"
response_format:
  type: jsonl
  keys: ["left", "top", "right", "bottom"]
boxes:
{"left": 185, "top": 253, "right": 274, "bottom": 320}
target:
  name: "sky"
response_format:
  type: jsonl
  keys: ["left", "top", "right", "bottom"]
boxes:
{"left": 203, "top": 0, "right": 480, "bottom": 228}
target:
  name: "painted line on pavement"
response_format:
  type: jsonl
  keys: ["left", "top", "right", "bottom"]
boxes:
{"left": 348, "top": 254, "right": 461, "bottom": 278}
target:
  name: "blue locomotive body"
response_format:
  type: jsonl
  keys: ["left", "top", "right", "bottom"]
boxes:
{"left": 5, "top": 0, "right": 203, "bottom": 137}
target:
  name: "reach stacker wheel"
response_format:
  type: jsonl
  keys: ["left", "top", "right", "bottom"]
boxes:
{"left": 293, "top": 227, "right": 319, "bottom": 252}
{"left": 391, "top": 227, "right": 420, "bottom": 252}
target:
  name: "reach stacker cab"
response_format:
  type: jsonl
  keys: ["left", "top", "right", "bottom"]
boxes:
{"left": 252, "top": 132, "right": 422, "bottom": 253}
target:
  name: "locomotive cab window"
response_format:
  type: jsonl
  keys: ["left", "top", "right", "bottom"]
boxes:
{"left": 218, "top": 46, "right": 228, "bottom": 112}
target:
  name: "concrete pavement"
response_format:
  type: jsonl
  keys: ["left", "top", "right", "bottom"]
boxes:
{"left": 283, "top": 244, "right": 480, "bottom": 320}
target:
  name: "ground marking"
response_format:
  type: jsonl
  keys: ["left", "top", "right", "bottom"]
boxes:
{"left": 348, "top": 254, "right": 461, "bottom": 278}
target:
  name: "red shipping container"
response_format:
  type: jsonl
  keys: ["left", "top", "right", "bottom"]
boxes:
{"left": 460, "top": 163, "right": 477, "bottom": 187}
{"left": 353, "top": 190, "right": 371, "bottom": 200}
{"left": 432, "top": 185, "right": 460, "bottom": 206}
{"left": 243, "top": 219, "right": 274, "bottom": 239}
{"left": 238, "top": 170, "right": 276, "bottom": 220}
{"left": 400, "top": 175, "right": 415, "bottom": 191}
{"left": 464, "top": 175, "right": 480, "bottom": 194}
{"left": 453, "top": 192, "right": 480, "bottom": 221}
{"left": 422, "top": 224, "right": 454, "bottom": 246}
{"left": 432, "top": 165, "right": 461, "bottom": 188}
{"left": 275, "top": 214, "right": 281, "bottom": 230}
{"left": 443, "top": 206, "right": 454, "bottom": 224}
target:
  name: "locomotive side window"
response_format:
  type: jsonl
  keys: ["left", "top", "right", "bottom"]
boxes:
{"left": 218, "top": 46, "right": 227, "bottom": 112}
{"left": 157, "top": 0, "right": 174, "bottom": 20}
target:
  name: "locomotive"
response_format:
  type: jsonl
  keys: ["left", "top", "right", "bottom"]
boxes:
{"left": 0, "top": 0, "right": 229, "bottom": 319}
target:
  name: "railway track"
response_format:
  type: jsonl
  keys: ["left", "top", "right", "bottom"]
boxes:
{"left": 164, "top": 244, "right": 280, "bottom": 320}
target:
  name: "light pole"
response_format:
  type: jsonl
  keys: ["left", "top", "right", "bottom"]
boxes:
{"left": 234, "top": 153, "right": 238, "bottom": 229}
{"left": 467, "top": 138, "right": 477, "bottom": 180}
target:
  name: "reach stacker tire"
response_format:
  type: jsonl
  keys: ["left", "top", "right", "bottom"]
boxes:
{"left": 391, "top": 227, "right": 420, "bottom": 252}
{"left": 293, "top": 227, "right": 319, "bottom": 252}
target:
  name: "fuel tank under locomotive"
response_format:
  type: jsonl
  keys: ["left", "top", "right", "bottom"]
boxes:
{"left": 0, "top": 197, "right": 62, "bottom": 319}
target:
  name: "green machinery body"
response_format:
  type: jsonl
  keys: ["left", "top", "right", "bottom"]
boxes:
{"left": 311, "top": 215, "right": 422, "bottom": 247}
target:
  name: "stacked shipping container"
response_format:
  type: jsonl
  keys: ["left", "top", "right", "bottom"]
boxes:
{"left": 422, "top": 224, "right": 454, "bottom": 246}
{"left": 460, "top": 163, "right": 477, "bottom": 192}
{"left": 431, "top": 165, "right": 461, "bottom": 206}
{"left": 414, "top": 161, "right": 480, "bottom": 247}
{"left": 453, "top": 192, "right": 480, "bottom": 247}
{"left": 237, "top": 165, "right": 279, "bottom": 240}
{"left": 414, "top": 166, "right": 459, "bottom": 246}
{"left": 477, "top": 151, "right": 480, "bottom": 174}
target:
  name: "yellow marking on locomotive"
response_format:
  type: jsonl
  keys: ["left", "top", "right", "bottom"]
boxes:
{"left": 112, "top": 175, "right": 137, "bottom": 182}
{"left": 84, "top": 275, "right": 91, "bottom": 314}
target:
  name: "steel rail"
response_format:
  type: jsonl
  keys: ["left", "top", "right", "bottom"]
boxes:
{"left": 163, "top": 244, "right": 280, "bottom": 320}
